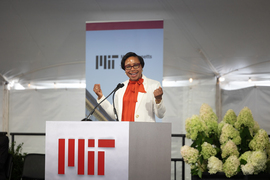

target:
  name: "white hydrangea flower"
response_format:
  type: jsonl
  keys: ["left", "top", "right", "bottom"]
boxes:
{"left": 207, "top": 156, "right": 223, "bottom": 174}
{"left": 241, "top": 163, "right": 254, "bottom": 175}
{"left": 180, "top": 145, "right": 199, "bottom": 164}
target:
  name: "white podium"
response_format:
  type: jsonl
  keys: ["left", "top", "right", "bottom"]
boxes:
{"left": 45, "top": 121, "right": 171, "bottom": 180}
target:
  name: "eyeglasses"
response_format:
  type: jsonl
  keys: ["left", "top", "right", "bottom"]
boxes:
{"left": 125, "top": 63, "right": 141, "bottom": 70}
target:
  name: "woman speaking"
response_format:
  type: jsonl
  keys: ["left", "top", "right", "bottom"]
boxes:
{"left": 93, "top": 52, "right": 166, "bottom": 122}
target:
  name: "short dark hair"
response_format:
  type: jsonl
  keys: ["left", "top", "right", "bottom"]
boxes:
{"left": 121, "top": 52, "right": 145, "bottom": 70}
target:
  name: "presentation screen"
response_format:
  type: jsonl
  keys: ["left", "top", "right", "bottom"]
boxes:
{"left": 86, "top": 20, "right": 164, "bottom": 101}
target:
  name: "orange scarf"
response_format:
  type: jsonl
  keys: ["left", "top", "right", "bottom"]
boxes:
{"left": 122, "top": 78, "right": 146, "bottom": 121}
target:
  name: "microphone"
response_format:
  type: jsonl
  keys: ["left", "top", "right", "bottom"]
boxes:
{"left": 82, "top": 83, "right": 124, "bottom": 121}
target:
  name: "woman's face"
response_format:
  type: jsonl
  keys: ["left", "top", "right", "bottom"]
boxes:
{"left": 124, "top": 56, "right": 143, "bottom": 81}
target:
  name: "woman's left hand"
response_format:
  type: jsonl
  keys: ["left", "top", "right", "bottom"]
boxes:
{"left": 154, "top": 87, "right": 163, "bottom": 103}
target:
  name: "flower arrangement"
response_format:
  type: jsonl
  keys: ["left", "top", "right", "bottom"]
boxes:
{"left": 180, "top": 104, "right": 270, "bottom": 178}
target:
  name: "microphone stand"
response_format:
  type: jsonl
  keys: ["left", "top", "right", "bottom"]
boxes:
{"left": 82, "top": 83, "right": 124, "bottom": 121}
{"left": 112, "top": 91, "right": 119, "bottom": 121}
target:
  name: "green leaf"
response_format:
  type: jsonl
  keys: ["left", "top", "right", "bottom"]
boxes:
{"left": 238, "top": 126, "right": 253, "bottom": 154}
{"left": 204, "top": 136, "right": 213, "bottom": 144}
{"left": 191, "top": 166, "right": 199, "bottom": 176}
{"left": 197, "top": 135, "right": 203, "bottom": 145}
{"left": 198, "top": 169, "right": 203, "bottom": 178}
{"left": 240, "top": 159, "right": 247, "bottom": 165}
{"left": 191, "top": 141, "right": 197, "bottom": 148}
{"left": 237, "top": 166, "right": 241, "bottom": 173}
{"left": 199, "top": 156, "right": 204, "bottom": 164}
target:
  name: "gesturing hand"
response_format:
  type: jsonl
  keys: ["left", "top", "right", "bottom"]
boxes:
{"left": 93, "top": 84, "right": 103, "bottom": 100}
{"left": 153, "top": 86, "right": 163, "bottom": 104}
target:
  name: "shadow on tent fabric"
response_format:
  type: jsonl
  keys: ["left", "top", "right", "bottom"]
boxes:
{"left": 21, "top": 154, "right": 45, "bottom": 180}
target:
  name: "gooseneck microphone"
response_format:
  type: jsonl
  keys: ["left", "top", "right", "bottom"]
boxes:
{"left": 82, "top": 83, "right": 124, "bottom": 121}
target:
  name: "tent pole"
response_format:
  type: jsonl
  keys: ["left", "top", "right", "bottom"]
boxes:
{"left": 215, "top": 78, "right": 222, "bottom": 122}
{"left": 2, "top": 83, "right": 9, "bottom": 133}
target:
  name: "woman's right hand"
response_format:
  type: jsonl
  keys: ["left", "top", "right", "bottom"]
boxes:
{"left": 93, "top": 84, "right": 103, "bottom": 100}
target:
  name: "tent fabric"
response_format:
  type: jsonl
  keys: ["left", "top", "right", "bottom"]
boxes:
{"left": 0, "top": 85, "right": 9, "bottom": 132}
{"left": 163, "top": 77, "right": 216, "bottom": 134}
{"left": 1, "top": 1, "right": 270, "bottom": 89}
{"left": 8, "top": 88, "right": 85, "bottom": 153}
{"left": 163, "top": 80, "right": 270, "bottom": 135}
{"left": 7, "top": 79, "right": 217, "bottom": 153}
{"left": 4, "top": 80, "right": 270, "bottom": 161}
{"left": 222, "top": 86, "right": 270, "bottom": 133}
{"left": 9, "top": 88, "right": 85, "bottom": 133}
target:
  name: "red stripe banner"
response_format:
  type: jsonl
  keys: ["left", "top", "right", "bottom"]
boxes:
{"left": 58, "top": 139, "right": 65, "bottom": 174}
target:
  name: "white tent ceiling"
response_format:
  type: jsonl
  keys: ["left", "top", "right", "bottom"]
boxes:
{"left": 1, "top": 0, "right": 270, "bottom": 90}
